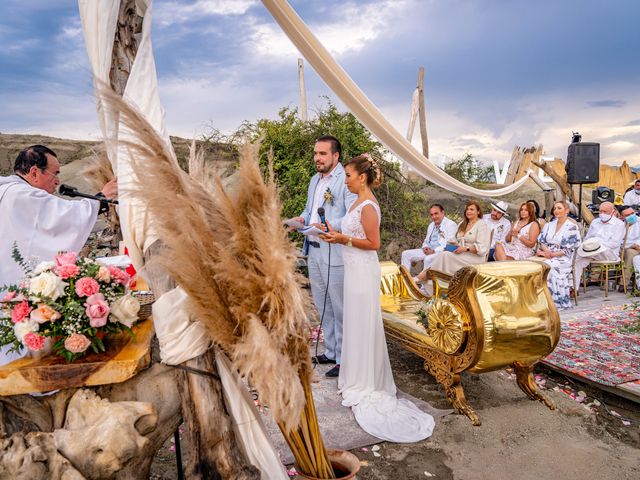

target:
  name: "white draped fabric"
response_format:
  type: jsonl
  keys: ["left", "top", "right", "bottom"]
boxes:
{"left": 78, "top": 2, "right": 287, "bottom": 477}
{"left": 261, "top": 0, "right": 530, "bottom": 197}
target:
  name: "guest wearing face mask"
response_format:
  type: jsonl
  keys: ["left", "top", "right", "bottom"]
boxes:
{"left": 623, "top": 179, "right": 640, "bottom": 207}
{"left": 620, "top": 206, "right": 640, "bottom": 289}
{"left": 574, "top": 201, "right": 626, "bottom": 283}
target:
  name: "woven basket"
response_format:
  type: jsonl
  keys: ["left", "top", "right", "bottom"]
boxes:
{"left": 133, "top": 292, "right": 155, "bottom": 321}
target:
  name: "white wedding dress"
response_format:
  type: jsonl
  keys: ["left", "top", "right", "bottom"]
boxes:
{"left": 338, "top": 200, "right": 435, "bottom": 442}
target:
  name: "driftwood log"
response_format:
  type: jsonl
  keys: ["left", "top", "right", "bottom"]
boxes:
{"left": 109, "top": 0, "right": 259, "bottom": 477}
{"left": 0, "top": 360, "right": 182, "bottom": 480}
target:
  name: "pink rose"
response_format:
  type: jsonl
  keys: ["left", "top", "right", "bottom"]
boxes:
{"left": 55, "top": 252, "right": 78, "bottom": 267}
{"left": 64, "top": 333, "right": 92, "bottom": 353}
{"left": 75, "top": 277, "right": 100, "bottom": 297}
{"left": 2, "top": 291, "right": 17, "bottom": 302}
{"left": 23, "top": 332, "right": 46, "bottom": 351}
{"left": 11, "top": 300, "right": 32, "bottom": 323}
{"left": 85, "top": 293, "right": 110, "bottom": 327}
{"left": 108, "top": 266, "right": 130, "bottom": 287}
{"left": 56, "top": 264, "right": 80, "bottom": 279}
{"left": 96, "top": 266, "right": 111, "bottom": 282}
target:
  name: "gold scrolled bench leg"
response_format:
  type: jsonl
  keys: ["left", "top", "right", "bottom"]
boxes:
{"left": 422, "top": 356, "right": 481, "bottom": 426}
{"left": 512, "top": 361, "right": 556, "bottom": 410}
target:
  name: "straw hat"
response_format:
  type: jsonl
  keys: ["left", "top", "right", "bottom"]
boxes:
{"left": 577, "top": 238, "right": 607, "bottom": 258}
{"left": 490, "top": 201, "right": 509, "bottom": 216}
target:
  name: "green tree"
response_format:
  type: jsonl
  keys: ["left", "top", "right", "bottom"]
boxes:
{"left": 224, "top": 101, "right": 431, "bottom": 254}
{"left": 443, "top": 153, "right": 495, "bottom": 184}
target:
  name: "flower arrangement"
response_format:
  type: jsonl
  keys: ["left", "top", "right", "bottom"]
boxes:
{"left": 415, "top": 298, "right": 435, "bottom": 330}
{"left": 0, "top": 246, "right": 140, "bottom": 362}
{"left": 323, "top": 187, "right": 334, "bottom": 206}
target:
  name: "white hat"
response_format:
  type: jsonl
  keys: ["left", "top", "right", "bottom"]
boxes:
{"left": 490, "top": 201, "right": 509, "bottom": 216}
{"left": 577, "top": 238, "right": 607, "bottom": 258}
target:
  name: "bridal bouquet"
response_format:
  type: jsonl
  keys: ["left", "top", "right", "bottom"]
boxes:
{"left": 0, "top": 247, "right": 140, "bottom": 362}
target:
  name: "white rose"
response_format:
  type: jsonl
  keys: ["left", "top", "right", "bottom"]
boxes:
{"left": 28, "top": 272, "right": 67, "bottom": 301}
{"left": 109, "top": 294, "right": 140, "bottom": 328}
{"left": 33, "top": 261, "right": 55, "bottom": 275}
{"left": 14, "top": 319, "right": 39, "bottom": 343}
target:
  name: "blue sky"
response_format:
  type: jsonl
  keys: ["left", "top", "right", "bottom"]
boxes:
{"left": 1, "top": 0, "right": 639, "bottom": 168}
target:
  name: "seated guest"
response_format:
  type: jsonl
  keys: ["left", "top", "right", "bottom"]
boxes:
{"left": 483, "top": 201, "right": 511, "bottom": 260}
{"left": 633, "top": 254, "right": 640, "bottom": 290}
{"left": 0, "top": 145, "right": 117, "bottom": 365}
{"left": 623, "top": 179, "right": 640, "bottom": 207}
{"left": 527, "top": 199, "right": 546, "bottom": 229}
{"left": 415, "top": 200, "right": 491, "bottom": 282}
{"left": 400, "top": 203, "right": 457, "bottom": 272}
{"left": 574, "top": 201, "right": 625, "bottom": 283}
{"left": 494, "top": 202, "right": 540, "bottom": 261}
{"left": 620, "top": 206, "right": 640, "bottom": 287}
{"left": 529, "top": 201, "right": 581, "bottom": 310}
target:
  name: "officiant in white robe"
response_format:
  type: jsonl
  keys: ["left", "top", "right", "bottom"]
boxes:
{"left": 0, "top": 145, "right": 117, "bottom": 365}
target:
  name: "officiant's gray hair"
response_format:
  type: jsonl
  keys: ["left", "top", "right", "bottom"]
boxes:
{"left": 14, "top": 145, "right": 57, "bottom": 174}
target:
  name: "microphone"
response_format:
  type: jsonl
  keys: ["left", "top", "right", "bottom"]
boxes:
{"left": 317, "top": 207, "right": 328, "bottom": 232}
{"left": 59, "top": 184, "right": 119, "bottom": 205}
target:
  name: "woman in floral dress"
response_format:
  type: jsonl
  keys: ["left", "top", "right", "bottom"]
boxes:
{"left": 494, "top": 202, "right": 540, "bottom": 261}
{"left": 529, "top": 200, "right": 581, "bottom": 310}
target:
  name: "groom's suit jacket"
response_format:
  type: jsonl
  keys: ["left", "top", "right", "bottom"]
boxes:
{"left": 300, "top": 163, "right": 357, "bottom": 265}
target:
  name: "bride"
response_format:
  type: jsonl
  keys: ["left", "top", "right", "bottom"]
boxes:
{"left": 320, "top": 154, "right": 435, "bottom": 442}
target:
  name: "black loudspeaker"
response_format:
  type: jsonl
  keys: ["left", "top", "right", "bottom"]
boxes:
{"left": 566, "top": 142, "right": 600, "bottom": 184}
{"left": 592, "top": 186, "right": 614, "bottom": 204}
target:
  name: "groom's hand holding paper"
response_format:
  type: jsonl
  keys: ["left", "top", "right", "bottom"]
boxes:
{"left": 284, "top": 218, "right": 306, "bottom": 231}
{"left": 300, "top": 225, "right": 326, "bottom": 236}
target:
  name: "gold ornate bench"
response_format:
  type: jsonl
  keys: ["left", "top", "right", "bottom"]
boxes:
{"left": 380, "top": 261, "right": 560, "bottom": 425}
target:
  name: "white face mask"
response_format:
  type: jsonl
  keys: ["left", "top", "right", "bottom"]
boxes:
{"left": 599, "top": 213, "right": 612, "bottom": 222}
{"left": 634, "top": 188, "right": 640, "bottom": 194}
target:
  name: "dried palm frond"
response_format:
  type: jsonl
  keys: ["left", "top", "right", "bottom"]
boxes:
{"left": 97, "top": 86, "right": 334, "bottom": 477}
{"left": 82, "top": 148, "right": 120, "bottom": 233}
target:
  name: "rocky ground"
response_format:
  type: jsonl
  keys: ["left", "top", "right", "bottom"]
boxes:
{"left": 149, "top": 340, "right": 639, "bottom": 480}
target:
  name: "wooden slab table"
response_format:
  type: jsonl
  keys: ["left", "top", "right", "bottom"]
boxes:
{"left": 0, "top": 320, "right": 154, "bottom": 396}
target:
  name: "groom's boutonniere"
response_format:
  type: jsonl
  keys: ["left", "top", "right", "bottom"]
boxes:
{"left": 324, "top": 188, "right": 334, "bottom": 206}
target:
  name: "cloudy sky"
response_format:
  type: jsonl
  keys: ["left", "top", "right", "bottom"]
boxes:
{"left": 1, "top": 0, "right": 639, "bottom": 169}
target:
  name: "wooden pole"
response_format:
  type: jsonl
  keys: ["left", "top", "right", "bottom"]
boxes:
{"left": 406, "top": 88, "right": 419, "bottom": 141}
{"left": 531, "top": 158, "right": 594, "bottom": 223}
{"left": 417, "top": 67, "right": 429, "bottom": 159}
{"left": 298, "top": 58, "right": 308, "bottom": 121}
{"left": 111, "top": 2, "right": 259, "bottom": 478}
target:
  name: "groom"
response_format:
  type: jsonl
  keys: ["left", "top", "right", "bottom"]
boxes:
{"left": 287, "top": 135, "right": 357, "bottom": 377}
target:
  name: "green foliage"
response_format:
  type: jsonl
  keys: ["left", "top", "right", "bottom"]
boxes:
{"left": 228, "top": 100, "right": 433, "bottom": 253}
{"left": 201, "top": 100, "right": 494, "bottom": 257}
{"left": 11, "top": 242, "right": 32, "bottom": 275}
{"left": 237, "top": 101, "right": 382, "bottom": 218}
{"left": 443, "top": 153, "right": 495, "bottom": 184}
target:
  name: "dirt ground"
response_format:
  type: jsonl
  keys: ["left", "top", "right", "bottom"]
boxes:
{"left": 149, "top": 339, "right": 639, "bottom": 480}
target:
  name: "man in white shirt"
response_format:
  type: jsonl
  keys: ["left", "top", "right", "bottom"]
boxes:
{"left": 623, "top": 179, "right": 640, "bottom": 207}
{"left": 483, "top": 201, "right": 511, "bottom": 261}
{"left": 620, "top": 206, "right": 640, "bottom": 287}
{"left": 574, "top": 202, "right": 626, "bottom": 282}
{"left": 0, "top": 145, "right": 117, "bottom": 365}
{"left": 400, "top": 204, "right": 457, "bottom": 272}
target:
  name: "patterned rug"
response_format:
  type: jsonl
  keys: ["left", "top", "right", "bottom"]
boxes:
{"left": 543, "top": 304, "right": 640, "bottom": 387}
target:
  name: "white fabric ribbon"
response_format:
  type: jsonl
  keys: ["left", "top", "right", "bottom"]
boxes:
{"left": 261, "top": 0, "right": 530, "bottom": 197}
{"left": 152, "top": 287, "right": 212, "bottom": 365}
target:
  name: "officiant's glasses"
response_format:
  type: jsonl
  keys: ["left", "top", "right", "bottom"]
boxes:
{"left": 40, "top": 168, "right": 60, "bottom": 178}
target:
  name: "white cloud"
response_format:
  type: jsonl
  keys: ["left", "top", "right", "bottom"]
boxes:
{"left": 155, "top": 0, "right": 257, "bottom": 26}
{"left": 247, "top": 0, "right": 411, "bottom": 59}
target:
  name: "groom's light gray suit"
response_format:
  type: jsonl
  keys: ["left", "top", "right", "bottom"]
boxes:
{"left": 300, "top": 163, "right": 357, "bottom": 364}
